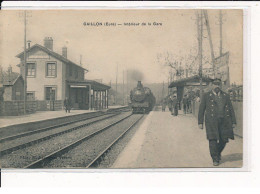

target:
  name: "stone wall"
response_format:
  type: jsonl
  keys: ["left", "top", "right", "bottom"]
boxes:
{"left": 0, "top": 100, "right": 63, "bottom": 116}
{"left": 36, "top": 100, "right": 62, "bottom": 111}
{"left": 0, "top": 101, "right": 37, "bottom": 116}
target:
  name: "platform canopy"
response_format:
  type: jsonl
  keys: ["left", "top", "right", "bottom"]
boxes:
{"left": 67, "top": 80, "right": 111, "bottom": 91}
{"left": 168, "top": 75, "right": 213, "bottom": 88}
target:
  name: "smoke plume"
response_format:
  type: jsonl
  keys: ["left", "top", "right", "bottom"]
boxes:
{"left": 128, "top": 69, "right": 144, "bottom": 82}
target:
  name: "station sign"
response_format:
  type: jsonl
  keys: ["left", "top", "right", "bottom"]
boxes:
{"left": 70, "top": 85, "right": 87, "bottom": 88}
{"left": 214, "top": 52, "right": 229, "bottom": 81}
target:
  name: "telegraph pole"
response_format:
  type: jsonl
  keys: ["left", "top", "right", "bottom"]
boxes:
{"left": 203, "top": 10, "right": 216, "bottom": 78}
{"left": 167, "top": 76, "right": 169, "bottom": 95}
{"left": 162, "top": 81, "right": 165, "bottom": 100}
{"left": 219, "top": 10, "right": 223, "bottom": 56}
{"left": 80, "top": 55, "right": 82, "bottom": 66}
{"left": 123, "top": 70, "right": 125, "bottom": 105}
{"left": 115, "top": 64, "right": 118, "bottom": 105}
{"left": 126, "top": 70, "right": 128, "bottom": 104}
{"left": 218, "top": 10, "right": 230, "bottom": 86}
{"left": 23, "top": 10, "right": 27, "bottom": 114}
{"left": 197, "top": 10, "right": 203, "bottom": 98}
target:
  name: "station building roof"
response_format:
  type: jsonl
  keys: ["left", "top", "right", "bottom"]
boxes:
{"left": 0, "top": 72, "right": 23, "bottom": 86}
{"left": 16, "top": 44, "right": 88, "bottom": 72}
{"left": 67, "top": 80, "right": 111, "bottom": 91}
{"left": 168, "top": 75, "right": 213, "bottom": 88}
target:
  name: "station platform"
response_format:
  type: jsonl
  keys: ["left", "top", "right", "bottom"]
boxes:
{"left": 0, "top": 109, "right": 97, "bottom": 129}
{"left": 112, "top": 109, "right": 243, "bottom": 168}
{"left": 0, "top": 106, "right": 129, "bottom": 138}
{"left": 0, "top": 106, "right": 129, "bottom": 129}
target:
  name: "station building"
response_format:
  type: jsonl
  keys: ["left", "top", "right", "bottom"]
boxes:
{"left": 16, "top": 37, "right": 110, "bottom": 110}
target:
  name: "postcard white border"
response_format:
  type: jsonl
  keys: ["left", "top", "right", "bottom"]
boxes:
{"left": 0, "top": 0, "right": 259, "bottom": 189}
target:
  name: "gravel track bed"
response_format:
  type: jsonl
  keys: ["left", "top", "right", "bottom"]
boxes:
{"left": 44, "top": 114, "right": 142, "bottom": 168}
{"left": 0, "top": 112, "right": 131, "bottom": 168}
{"left": 97, "top": 115, "right": 146, "bottom": 168}
{"left": 0, "top": 113, "right": 117, "bottom": 151}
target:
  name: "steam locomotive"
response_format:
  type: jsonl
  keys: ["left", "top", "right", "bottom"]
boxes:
{"left": 130, "top": 81, "right": 156, "bottom": 114}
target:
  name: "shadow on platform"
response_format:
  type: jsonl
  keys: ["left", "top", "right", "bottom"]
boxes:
{"left": 221, "top": 153, "right": 243, "bottom": 164}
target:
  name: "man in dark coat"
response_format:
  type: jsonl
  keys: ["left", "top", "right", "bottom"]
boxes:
{"left": 187, "top": 94, "right": 192, "bottom": 113}
{"left": 198, "top": 78, "right": 236, "bottom": 166}
{"left": 183, "top": 94, "right": 189, "bottom": 114}
{"left": 168, "top": 97, "right": 172, "bottom": 112}
{"left": 64, "top": 97, "right": 72, "bottom": 113}
{"left": 162, "top": 99, "right": 166, "bottom": 112}
{"left": 171, "top": 95, "right": 178, "bottom": 116}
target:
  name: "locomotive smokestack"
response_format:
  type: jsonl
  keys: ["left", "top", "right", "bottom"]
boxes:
{"left": 137, "top": 81, "right": 142, "bottom": 87}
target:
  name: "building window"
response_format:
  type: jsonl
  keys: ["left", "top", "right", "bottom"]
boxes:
{"left": 46, "top": 62, "right": 57, "bottom": 77}
{"left": 69, "top": 65, "right": 73, "bottom": 76}
{"left": 15, "top": 91, "right": 21, "bottom": 100}
{"left": 45, "top": 86, "right": 56, "bottom": 100}
{"left": 27, "top": 92, "right": 35, "bottom": 101}
{"left": 75, "top": 68, "right": 78, "bottom": 79}
{"left": 27, "top": 63, "right": 36, "bottom": 77}
{"left": 81, "top": 71, "right": 84, "bottom": 80}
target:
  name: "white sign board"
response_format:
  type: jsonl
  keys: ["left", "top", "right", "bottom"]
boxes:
{"left": 214, "top": 52, "right": 229, "bottom": 81}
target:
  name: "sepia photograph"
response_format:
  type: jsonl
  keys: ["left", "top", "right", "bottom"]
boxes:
{"left": 0, "top": 9, "right": 243, "bottom": 169}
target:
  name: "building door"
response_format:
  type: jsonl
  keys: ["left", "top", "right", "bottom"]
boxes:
{"left": 45, "top": 87, "right": 56, "bottom": 100}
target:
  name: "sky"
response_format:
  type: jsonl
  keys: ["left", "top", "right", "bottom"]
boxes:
{"left": 0, "top": 9, "right": 243, "bottom": 85}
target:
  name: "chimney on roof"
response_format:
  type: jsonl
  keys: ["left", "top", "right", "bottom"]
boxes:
{"left": 8, "top": 65, "right": 12, "bottom": 74}
{"left": 44, "top": 37, "right": 53, "bottom": 51}
{"left": 27, "top": 40, "right": 31, "bottom": 49}
{"left": 62, "top": 46, "right": 67, "bottom": 58}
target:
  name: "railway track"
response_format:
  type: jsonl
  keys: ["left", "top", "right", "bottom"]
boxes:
{"left": 23, "top": 114, "right": 144, "bottom": 168}
{"left": 0, "top": 113, "right": 122, "bottom": 157}
{"left": 0, "top": 112, "right": 106, "bottom": 143}
{"left": 0, "top": 111, "right": 132, "bottom": 168}
{"left": 86, "top": 114, "right": 144, "bottom": 168}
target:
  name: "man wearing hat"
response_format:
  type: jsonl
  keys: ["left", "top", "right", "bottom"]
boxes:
{"left": 198, "top": 78, "right": 236, "bottom": 166}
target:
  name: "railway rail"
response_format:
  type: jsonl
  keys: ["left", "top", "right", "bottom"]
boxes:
{"left": 86, "top": 114, "right": 144, "bottom": 168}
{"left": 20, "top": 114, "right": 143, "bottom": 168}
{"left": 0, "top": 107, "right": 130, "bottom": 143}
{"left": 0, "top": 108, "right": 130, "bottom": 158}
{"left": 0, "top": 113, "right": 121, "bottom": 157}
{"left": 0, "top": 112, "right": 110, "bottom": 143}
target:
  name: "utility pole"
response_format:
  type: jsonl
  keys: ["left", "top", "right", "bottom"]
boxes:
{"left": 23, "top": 10, "right": 27, "bottom": 114}
{"left": 80, "top": 55, "right": 82, "bottom": 66}
{"left": 219, "top": 10, "right": 223, "bottom": 56}
{"left": 197, "top": 10, "right": 203, "bottom": 98}
{"left": 123, "top": 70, "right": 125, "bottom": 105}
{"left": 203, "top": 10, "right": 216, "bottom": 78}
{"left": 162, "top": 81, "right": 165, "bottom": 100}
{"left": 167, "top": 76, "right": 169, "bottom": 95}
{"left": 219, "top": 10, "right": 230, "bottom": 86}
{"left": 115, "top": 64, "right": 118, "bottom": 105}
{"left": 126, "top": 70, "right": 128, "bottom": 104}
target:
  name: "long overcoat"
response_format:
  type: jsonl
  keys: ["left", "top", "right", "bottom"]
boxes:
{"left": 198, "top": 90, "right": 236, "bottom": 140}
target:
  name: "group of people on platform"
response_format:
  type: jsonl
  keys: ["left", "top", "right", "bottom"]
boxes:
{"left": 161, "top": 92, "right": 193, "bottom": 116}
{"left": 161, "top": 78, "right": 237, "bottom": 166}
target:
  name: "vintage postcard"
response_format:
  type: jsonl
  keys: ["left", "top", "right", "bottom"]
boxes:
{"left": 0, "top": 9, "right": 243, "bottom": 169}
